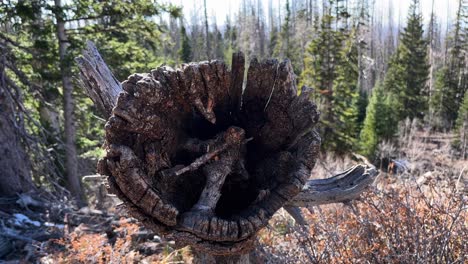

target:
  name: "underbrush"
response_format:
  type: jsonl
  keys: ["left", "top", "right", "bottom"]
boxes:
{"left": 258, "top": 176, "right": 467, "bottom": 263}
{"left": 42, "top": 175, "right": 466, "bottom": 264}
{"left": 42, "top": 218, "right": 192, "bottom": 263}
{"left": 40, "top": 129, "right": 467, "bottom": 263}
{"left": 255, "top": 128, "right": 467, "bottom": 263}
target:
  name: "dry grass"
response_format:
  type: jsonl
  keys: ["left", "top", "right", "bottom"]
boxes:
{"left": 42, "top": 219, "right": 192, "bottom": 263}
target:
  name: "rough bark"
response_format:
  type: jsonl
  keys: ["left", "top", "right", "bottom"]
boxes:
{"left": 0, "top": 56, "right": 34, "bottom": 197}
{"left": 76, "top": 42, "right": 377, "bottom": 261}
{"left": 54, "top": 0, "right": 83, "bottom": 205}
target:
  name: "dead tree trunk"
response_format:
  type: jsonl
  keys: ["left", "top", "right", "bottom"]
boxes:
{"left": 0, "top": 52, "right": 34, "bottom": 197}
{"left": 76, "top": 41, "right": 377, "bottom": 262}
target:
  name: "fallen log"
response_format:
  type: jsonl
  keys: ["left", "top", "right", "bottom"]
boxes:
{"left": 76, "top": 41, "right": 377, "bottom": 263}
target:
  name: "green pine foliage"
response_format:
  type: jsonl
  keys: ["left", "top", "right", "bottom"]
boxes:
{"left": 359, "top": 83, "right": 399, "bottom": 158}
{"left": 431, "top": 66, "right": 459, "bottom": 128}
{"left": 273, "top": 0, "right": 302, "bottom": 73}
{"left": 386, "top": 0, "right": 429, "bottom": 120}
{"left": 356, "top": 90, "right": 369, "bottom": 131}
{"left": 456, "top": 90, "right": 468, "bottom": 131}
{"left": 0, "top": 0, "right": 182, "bottom": 164}
{"left": 300, "top": 13, "right": 343, "bottom": 94}
{"left": 454, "top": 91, "right": 468, "bottom": 158}
{"left": 327, "top": 36, "right": 361, "bottom": 153}
{"left": 179, "top": 24, "right": 192, "bottom": 63}
{"left": 300, "top": 4, "right": 360, "bottom": 153}
{"left": 431, "top": 0, "right": 467, "bottom": 128}
{"left": 357, "top": 0, "right": 429, "bottom": 159}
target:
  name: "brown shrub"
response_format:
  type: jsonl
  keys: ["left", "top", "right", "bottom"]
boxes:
{"left": 258, "top": 176, "right": 467, "bottom": 263}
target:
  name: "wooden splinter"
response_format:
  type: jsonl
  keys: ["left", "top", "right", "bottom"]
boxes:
{"left": 161, "top": 126, "right": 250, "bottom": 180}
{"left": 192, "top": 126, "right": 246, "bottom": 214}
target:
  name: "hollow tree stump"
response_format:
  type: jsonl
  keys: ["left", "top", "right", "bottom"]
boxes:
{"left": 76, "top": 41, "right": 378, "bottom": 262}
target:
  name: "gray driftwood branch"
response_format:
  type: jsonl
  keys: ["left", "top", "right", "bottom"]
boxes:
{"left": 75, "top": 40, "right": 121, "bottom": 118}
{"left": 290, "top": 164, "right": 377, "bottom": 207}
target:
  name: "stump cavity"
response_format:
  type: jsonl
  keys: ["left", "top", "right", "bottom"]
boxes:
{"left": 97, "top": 53, "right": 321, "bottom": 254}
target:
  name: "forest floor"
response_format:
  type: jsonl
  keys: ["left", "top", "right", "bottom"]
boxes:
{"left": 0, "top": 131, "right": 466, "bottom": 263}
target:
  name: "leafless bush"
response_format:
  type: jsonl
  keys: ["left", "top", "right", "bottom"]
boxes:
{"left": 256, "top": 128, "right": 467, "bottom": 263}
{"left": 257, "top": 176, "right": 467, "bottom": 263}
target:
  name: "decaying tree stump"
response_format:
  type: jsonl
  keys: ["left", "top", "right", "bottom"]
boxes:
{"left": 76, "top": 41, "right": 377, "bottom": 262}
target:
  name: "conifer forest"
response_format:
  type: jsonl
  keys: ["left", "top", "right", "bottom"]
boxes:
{"left": 0, "top": 0, "right": 467, "bottom": 263}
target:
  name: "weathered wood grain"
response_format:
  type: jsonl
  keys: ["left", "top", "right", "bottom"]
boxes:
{"left": 76, "top": 42, "right": 377, "bottom": 259}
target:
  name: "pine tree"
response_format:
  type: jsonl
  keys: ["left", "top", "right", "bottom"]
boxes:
{"left": 0, "top": 0, "right": 182, "bottom": 201}
{"left": 454, "top": 91, "right": 468, "bottom": 159}
{"left": 382, "top": 48, "right": 406, "bottom": 115}
{"left": 179, "top": 24, "right": 192, "bottom": 63}
{"left": 274, "top": 0, "right": 301, "bottom": 73}
{"left": 328, "top": 35, "right": 360, "bottom": 153}
{"left": 389, "top": 0, "right": 429, "bottom": 120}
{"left": 300, "top": 1, "right": 346, "bottom": 151}
{"left": 359, "top": 83, "right": 399, "bottom": 158}
{"left": 431, "top": 0, "right": 467, "bottom": 128}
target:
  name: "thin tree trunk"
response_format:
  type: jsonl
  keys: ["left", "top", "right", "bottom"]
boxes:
{"left": 54, "top": 0, "right": 84, "bottom": 205}
{"left": 204, "top": 0, "right": 210, "bottom": 59}
{"left": 428, "top": 0, "right": 435, "bottom": 105}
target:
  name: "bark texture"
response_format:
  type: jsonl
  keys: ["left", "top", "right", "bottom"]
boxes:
{"left": 76, "top": 43, "right": 378, "bottom": 259}
{"left": 0, "top": 54, "right": 34, "bottom": 196}
{"left": 54, "top": 0, "right": 83, "bottom": 205}
{"left": 96, "top": 54, "right": 320, "bottom": 254}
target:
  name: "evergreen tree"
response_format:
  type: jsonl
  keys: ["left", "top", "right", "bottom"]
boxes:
{"left": 382, "top": 48, "right": 406, "bottom": 115}
{"left": 300, "top": 1, "right": 346, "bottom": 152}
{"left": 327, "top": 35, "right": 361, "bottom": 153}
{"left": 431, "top": 0, "right": 467, "bottom": 128}
{"left": 274, "top": 0, "right": 301, "bottom": 73}
{"left": 359, "top": 83, "right": 399, "bottom": 158}
{"left": 455, "top": 91, "right": 468, "bottom": 158}
{"left": 179, "top": 24, "right": 192, "bottom": 63}
{"left": 388, "top": 0, "right": 429, "bottom": 120}
{"left": 0, "top": 0, "right": 181, "bottom": 201}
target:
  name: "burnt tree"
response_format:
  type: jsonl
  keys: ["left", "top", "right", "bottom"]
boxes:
{"left": 0, "top": 49, "right": 34, "bottom": 197}
{"left": 76, "top": 41, "right": 377, "bottom": 262}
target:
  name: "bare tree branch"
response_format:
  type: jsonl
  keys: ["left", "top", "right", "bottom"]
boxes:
{"left": 75, "top": 41, "right": 122, "bottom": 118}
{"left": 289, "top": 164, "right": 378, "bottom": 207}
